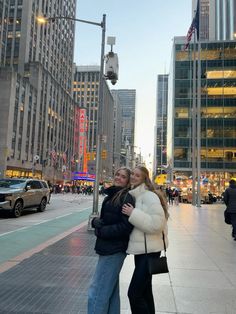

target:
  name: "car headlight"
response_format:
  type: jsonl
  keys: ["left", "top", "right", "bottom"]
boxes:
{"left": 5, "top": 194, "right": 13, "bottom": 199}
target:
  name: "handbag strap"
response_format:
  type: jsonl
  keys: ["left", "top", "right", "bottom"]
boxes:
{"left": 144, "top": 231, "right": 167, "bottom": 254}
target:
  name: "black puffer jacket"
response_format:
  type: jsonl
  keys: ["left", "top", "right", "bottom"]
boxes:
{"left": 224, "top": 181, "right": 236, "bottom": 213}
{"left": 93, "top": 186, "right": 135, "bottom": 255}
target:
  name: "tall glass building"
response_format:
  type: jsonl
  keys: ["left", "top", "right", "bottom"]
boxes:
{"left": 154, "top": 74, "right": 168, "bottom": 176}
{"left": 111, "top": 89, "right": 136, "bottom": 167}
{"left": 168, "top": 37, "right": 236, "bottom": 195}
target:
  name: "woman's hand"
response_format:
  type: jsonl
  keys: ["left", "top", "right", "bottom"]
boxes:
{"left": 122, "top": 203, "right": 134, "bottom": 216}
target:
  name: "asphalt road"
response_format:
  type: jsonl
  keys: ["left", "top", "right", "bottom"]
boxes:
{"left": 0, "top": 193, "right": 102, "bottom": 264}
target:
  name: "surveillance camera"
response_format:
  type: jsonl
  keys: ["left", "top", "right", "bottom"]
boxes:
{"left": 111, "top": 79, "right": 117, "bottom": 85}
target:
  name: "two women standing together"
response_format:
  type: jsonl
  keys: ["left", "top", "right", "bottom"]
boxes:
{"left": 88, "top": 166, "right": 169, "bottom": 314}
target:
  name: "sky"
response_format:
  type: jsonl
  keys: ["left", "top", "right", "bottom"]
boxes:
{"left": 74, "top": 0, "right": 192, "bottom": 162}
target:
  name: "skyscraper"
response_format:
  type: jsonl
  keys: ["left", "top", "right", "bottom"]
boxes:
{"left": 168, "top": 36, "right": 236, "bottom": 196}
{"left": 154, "top": 74, "right": 168, "bottom": 176}
{"left": 111, "top": 90, "right": 122, "bottom": 172}
{"left": 111, "top": 89, "right": 136, "bottom": 166}
{"left": 0, "top": 0, "right": 76, "bottom": 182}
{"left": 192, "top": 0, "right": 236, "bottom": 40}
{"left": 73, "top": 65, "right": 114, "bottom": 179}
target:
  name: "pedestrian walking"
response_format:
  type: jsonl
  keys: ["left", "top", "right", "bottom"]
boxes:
{"left": 172, "top": 188, "right": 179, "bottom": 205}
{"left": 122, "top": 165, "right": 169, "bottom": 314}
{"left": 223, "top": 179, "right": 236, "bottom": 240}
{"left": 88, "top": 167, "right": 135, "bottom": 314}
{"left": 47, "top": 181, "right": 53, "bottom": 204}
{"left": 166, "top": 186, "right": 173, "bottom": 205}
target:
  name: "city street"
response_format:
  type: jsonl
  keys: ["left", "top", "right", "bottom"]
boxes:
{"left": 1, "top": 200, "right": 236, "bottom": 313}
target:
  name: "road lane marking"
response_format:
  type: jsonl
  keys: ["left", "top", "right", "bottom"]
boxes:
{"left": 0, "top": 220, "right": 89, "bottom": 273}
{"left": 0, "top": 206, "right": 93, "bottom": 237}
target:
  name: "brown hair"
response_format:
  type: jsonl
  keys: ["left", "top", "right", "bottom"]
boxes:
{"left": 134, "top": 165, "right": 169, "bottom": 220}
{"left": 111, "top": 167, "right": 132, "bottom": 205}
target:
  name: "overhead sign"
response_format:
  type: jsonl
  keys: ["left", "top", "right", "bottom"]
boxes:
{"left": 72, "top": 171, "right": 95, "bottom": 181}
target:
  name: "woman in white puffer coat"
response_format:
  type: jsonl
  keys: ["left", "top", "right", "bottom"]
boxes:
{"left": 122, "top": 165, "right": 169, "bottom": 314}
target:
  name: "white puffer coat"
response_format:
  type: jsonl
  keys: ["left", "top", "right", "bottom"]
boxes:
{"left": 127, "top": 183, "right": 168, "bottom": 255}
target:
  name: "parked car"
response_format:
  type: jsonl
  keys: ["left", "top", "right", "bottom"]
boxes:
{"left": 0, "top": 178, "right": 50, "bottom": 217}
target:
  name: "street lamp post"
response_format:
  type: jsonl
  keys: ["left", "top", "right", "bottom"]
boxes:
{"left": 37, "top": 14, "right": 107, "bottom": 228}
{"left": 89, "top": 14, "right": 106, "bottom": 229}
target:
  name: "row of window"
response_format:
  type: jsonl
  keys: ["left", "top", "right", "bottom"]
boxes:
{"left": 174, "top": 147, "right": 236, "bottom": 159}
{"left": 174, "top": 160, "right": 236, "bottom": 169}
{"left": 175, "top": 97, "right": 236, "bottom": 107}
{"left": 175, "top": 107, "right": 236, "bottom": 119}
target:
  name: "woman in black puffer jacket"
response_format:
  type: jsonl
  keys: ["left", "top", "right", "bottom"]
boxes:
{"left": 88, "top": 167, "right": 135, "bottom": 314}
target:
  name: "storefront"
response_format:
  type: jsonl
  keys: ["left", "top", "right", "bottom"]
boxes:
{"left": 5, "top": 167, "right": 42, "bottom": 179}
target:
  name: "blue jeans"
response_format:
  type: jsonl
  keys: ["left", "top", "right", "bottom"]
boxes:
{"left": 88, "top": 252, "right": 126, "bottom": 314}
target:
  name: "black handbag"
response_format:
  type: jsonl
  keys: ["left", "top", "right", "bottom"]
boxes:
{"left": 224, "top": 209, "right": 231, "bottom": 225}
{"left": 144, "top": 232, "right": 169, "bottom": 275}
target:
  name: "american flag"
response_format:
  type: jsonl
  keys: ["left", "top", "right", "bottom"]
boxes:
{"left": 71, "top": 154, "right": 76, "bottom": 164}
{"left": 184, "top": 0, "right": 199, "bottom": 50}
{"left": 62, "top": 149, "right": 67, "bottom": 164}
{"left": 50, "top": 149, "right": 57, "bottom": 161}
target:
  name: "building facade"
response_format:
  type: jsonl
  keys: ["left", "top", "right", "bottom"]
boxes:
{"left": 111, "top": 89, "right": 136, "bottom": 167}
{"left": 167, "top": 37, "right": 236, "bottom": 195}
{"left": 73, "top": 65, "right": 114, "bottom": 180}
{"left": 154, "top": 74, "right": 168, "bottom": 177}
{"left": 111, "top": 90, "right": 122, "bottom": 172}
{"left": 192, "top": 0, "right": 236, "bottom": 41}
{"left": 0, "top": 0, "right": 76, "bottom": 182}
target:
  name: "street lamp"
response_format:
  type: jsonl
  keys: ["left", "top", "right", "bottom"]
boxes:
{"left": 37, "top": 14, "right": 114, "bottom": 229}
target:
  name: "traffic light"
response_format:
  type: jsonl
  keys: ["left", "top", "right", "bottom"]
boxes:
{"left": 86, "top": 152, "right": 90, "bottom": 160}
{"left": 101, "top": 150, "right": 107, "bottom": 159}
{"left": 91, "top": 152, "right": 96, "bottom": 160}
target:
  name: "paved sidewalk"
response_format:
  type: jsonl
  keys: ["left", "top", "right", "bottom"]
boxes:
{"left": 1, "top": 203, "right": 236, "bottom": 314}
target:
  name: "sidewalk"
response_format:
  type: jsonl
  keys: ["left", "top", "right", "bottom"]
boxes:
{"left": 1, "top": 203, "right": 236, "bottom": 314}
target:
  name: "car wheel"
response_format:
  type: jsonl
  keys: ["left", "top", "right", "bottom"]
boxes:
{"left": 37, "top": 197, "right": 47, "bottom": 212}
{"left": 12, "top": 200, "right": 23, "bottom": 218}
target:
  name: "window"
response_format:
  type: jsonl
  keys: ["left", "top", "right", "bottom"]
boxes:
{"left": 27, "top": 180, "right": 42, "bottom": 189}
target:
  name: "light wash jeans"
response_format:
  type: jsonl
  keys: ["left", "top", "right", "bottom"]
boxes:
{"left": 88, "top": 252, "right": 126, "bottom": 314}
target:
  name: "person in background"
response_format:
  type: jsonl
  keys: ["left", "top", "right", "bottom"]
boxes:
{"left": 223, "top": 179, "right": 236, "bottom": 240}
{"left": 88, "top": 167, "right": 135, "bottom": 314}
{"left": 122, "top": 165, "right": 169, "bottom": 314}
{"left": 47, "top": 181, "right": 53, "bottom": 204}
{"left": 172, "top": 188, "right": 179, "bottom": 205}
{"left": 166, "top": 186, "right": 173, "bottom": 205}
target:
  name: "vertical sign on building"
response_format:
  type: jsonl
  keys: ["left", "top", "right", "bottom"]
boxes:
{"left": 73, "top": 107, "right": 80, "bottom": 169}
{"left": 78, "top": 109, "right": 87, "bottom": 172}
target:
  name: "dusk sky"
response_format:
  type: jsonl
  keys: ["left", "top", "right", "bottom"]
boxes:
{"left": 74, "top": 1, "right": 193, "bottom": 161}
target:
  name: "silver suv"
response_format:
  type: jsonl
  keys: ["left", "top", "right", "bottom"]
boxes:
{"left": 0, "top": 178, "right": 50, "bottom": 217}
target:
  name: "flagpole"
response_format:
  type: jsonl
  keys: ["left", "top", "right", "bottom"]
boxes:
{"left": 196, "top": 1, "right": 201, "bottom": 207}
{"left": 192, "top": 26, "right": 197, "bottom": 206}
{"left": 160, "top": 72, "right": 165, "bottom": 175}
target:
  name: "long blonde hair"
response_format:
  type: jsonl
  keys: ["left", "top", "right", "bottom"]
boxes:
{"left": 134, "top": 165, "right": 169, "bottom": 220}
